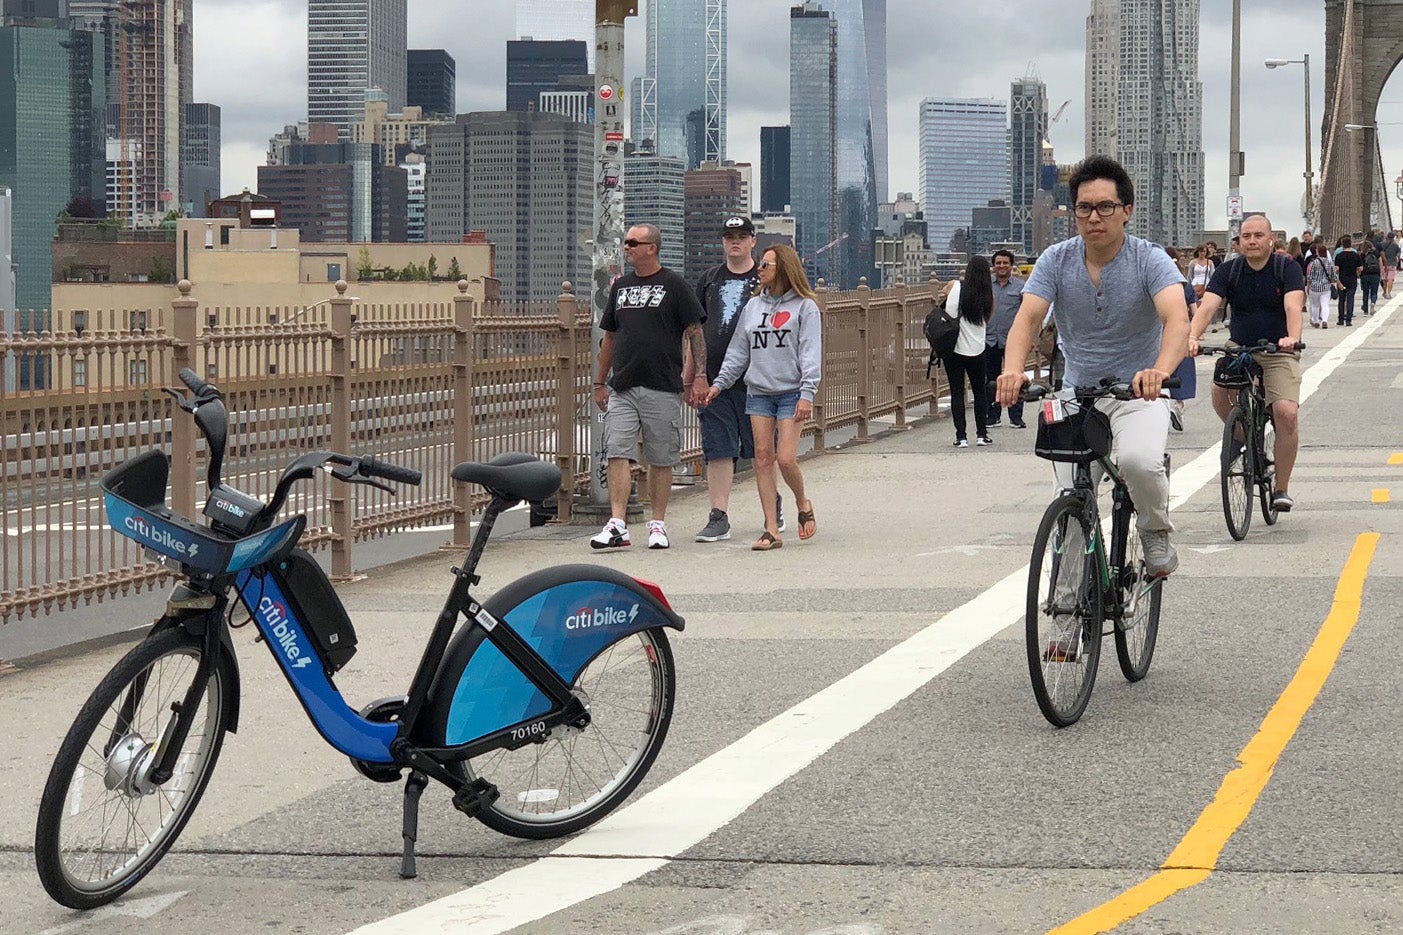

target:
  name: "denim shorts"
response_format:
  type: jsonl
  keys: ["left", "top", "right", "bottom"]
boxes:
{"left": 699, "top": 384, "right": 754, "bottom": 461}
{"left": 745, "top": 390, "right": 801, "bottom": 420}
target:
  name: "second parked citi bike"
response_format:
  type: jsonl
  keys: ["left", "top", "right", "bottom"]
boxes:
{"left": 35, "top": 370, "right": 683, "bottom": 910}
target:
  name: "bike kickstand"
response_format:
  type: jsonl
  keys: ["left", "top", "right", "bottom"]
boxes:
{"left": 399, "top": 770, "right": 429, "bottom": 879}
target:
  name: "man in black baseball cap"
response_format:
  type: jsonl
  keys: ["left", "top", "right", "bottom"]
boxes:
{"left": 691, "top": 213, "right": 783, "bottom": 542}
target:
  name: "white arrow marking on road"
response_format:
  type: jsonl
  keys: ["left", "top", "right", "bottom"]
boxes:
{"left": 347, "top": 305, "right": 1382, "bottom": 935}
{"left": 1191, "top": 545, "right": 1232, "bottom": 555}
{"left": 914, "top": 544, "right": 1002, "bottom": 557}
{"left": 38, "top": 890, "right": 188, "bottom": 935}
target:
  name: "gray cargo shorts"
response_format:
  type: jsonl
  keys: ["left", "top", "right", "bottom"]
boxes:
{"left": 603, "top": 385, "right": 683, "bottom": 467}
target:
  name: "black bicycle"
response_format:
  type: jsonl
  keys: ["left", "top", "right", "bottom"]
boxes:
{"left": 1020, "top": 377, "right": 1177, "bottom": 727}
{"left": 35, "top": 370, "right": 683, "bottom": 909}
{"left": 1202, "top": 340, "right": 1303, "bottom": 541}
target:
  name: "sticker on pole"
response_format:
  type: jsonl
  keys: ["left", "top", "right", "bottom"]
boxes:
{"left": 599, "top": 85, "right": 615, "bottom": 101}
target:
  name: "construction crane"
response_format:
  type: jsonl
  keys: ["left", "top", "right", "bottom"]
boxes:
{"left": 1050, "top": 100, "right": 1070, "bottom": 126}
{"left": 804, "top": 232, "right": 849, "bottom": 261}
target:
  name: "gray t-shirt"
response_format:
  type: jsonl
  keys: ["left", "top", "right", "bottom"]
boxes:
{"left": 1024, "top": 234, "right": 1184, "bottom": 389}
{"left": 986, "top": 275, "right": 1025, "bottom": 347}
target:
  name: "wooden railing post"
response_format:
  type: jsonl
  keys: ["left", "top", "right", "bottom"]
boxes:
{"left": 892, "top": 276, "right": 910, "bottom": 430}
{"left": 855, "top": 276, "right": 872, "bottom": 442}
{"left": 328, "top": 280, "right": 355, "bottom": 579}
{"left": 452, "top": 279, "right": 477, "bottom": 547}
{"left": 554, "top": 281, "right": 578, "bottom": 524}
{"left": 169, "top": 280, "right": 198, "bottom": 519}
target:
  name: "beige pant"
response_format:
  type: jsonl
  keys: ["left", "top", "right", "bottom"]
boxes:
{"left": 1052, "top": 396, "right": 1172, "bottom": 534}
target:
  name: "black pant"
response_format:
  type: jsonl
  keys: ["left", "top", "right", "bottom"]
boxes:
{"left": 983, "top": 343, "right": 1025, "bottom": 424}
{"left": 940, "top": 350, "right": 988, "bottom": 440}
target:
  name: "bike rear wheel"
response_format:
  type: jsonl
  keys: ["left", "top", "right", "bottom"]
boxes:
{"left": 1026, "top": 495, "right": 1102, "bottom": 727}
{"left": 466, "top": 627, "right": 675, "bottom": 838}
{"left": 1113, "top": 502, "right": 1162, "bottom": 682}
{"left": 35, "top": 628, "right": 230, "bottom": 909}
{"left": 1221, "top": 405, "right": 1254, "bottom": 541}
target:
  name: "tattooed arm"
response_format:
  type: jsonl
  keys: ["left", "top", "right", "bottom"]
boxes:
{"left": 683, "top": 322, "right": 707, "bottom": 406}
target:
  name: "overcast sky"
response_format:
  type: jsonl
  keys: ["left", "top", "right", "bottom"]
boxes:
{"left": 197, "top": 1, "right": 1371, "bottom": 237}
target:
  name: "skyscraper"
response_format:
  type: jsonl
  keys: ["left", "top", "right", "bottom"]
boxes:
{"left": 789, "top": 3, "right": 836, "bottom": 284}
{"left": 181, "top": 102, "right": 220, "bottom": 217}
{"left": 0, "top": 12, "right": 106, "bottom": 327}
{"left": 257, "top": 142, "right": 407, "bottom": 243}
{"left": 918, "top": 98, "right": 1008, "bottom": 253}
{"left": 821, "top": 0, "right": 884, "bottom": 287}
{"left": 407, "top": 49, "right": 456, "bottom": 119}
{"left": 1010, "top": 74, "right": 1048, "bottom": 252}
{"left": 1084, "top": 0, "right": 1117, "bottom": 157}
{"left": 625, "top": 151, "right": 686, "bottom": 272}
{"left": 633, "top": 0, "right": 725, "bottom": 170}
{"left": 506, "top": 40, "right": 588, "bottom": 113}
{"left": 760, "top": 126, "right": 791, "bottom": 214}
{"left": 515, "top": 0, "right": 594, "bottom": 70}
{"left": 683, "top": 163, "right": 745, "bottom": 280}
{"left": 1085, "top": 0, "right": 1203, "bottom": 247}
{"left": 424, "top": 111, "right": 593, "bottom": 302}
{"left": 307, "top": 0, "right": 406, "bottom": 139}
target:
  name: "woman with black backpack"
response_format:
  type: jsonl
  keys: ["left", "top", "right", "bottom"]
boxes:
{"left": 937, "top": 256, "right": 994, "bottom": 448}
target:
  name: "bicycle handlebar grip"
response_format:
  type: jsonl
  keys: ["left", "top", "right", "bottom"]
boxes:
{"left": 1162, "top": 377, "right": 1181, "bottom": 389}
{"left": 359, "top": 456, "right": 422, "bottom": 486}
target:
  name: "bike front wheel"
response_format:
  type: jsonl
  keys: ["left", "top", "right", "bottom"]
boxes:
{"left": 466, "top": 626, "right": 676, "bottom": 838}
{"left": 1258, "top": 409, "right": 1280, "bottom": 526}
{"left": 1026, "top": 494, "right": 1103, "bottom": 727}
{"left": 1113, "top": 506, "right": 1162, "bottom": 682}
{"left": 35, "top": 627, "right": 231, "bottom": 909}
{"left": 1221, "top": 406, "right": 1254, "bottom": 541}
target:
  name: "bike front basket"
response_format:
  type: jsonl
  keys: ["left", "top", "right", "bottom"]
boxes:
{"left": 1034, "top": 402, "right": 1112, "bottom": 463}
{"left": 1213, "top": 354, "right": 1256, "bottom": 389}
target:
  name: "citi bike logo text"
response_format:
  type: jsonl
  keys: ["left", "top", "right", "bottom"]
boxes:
{"left": 565, "top": 603, "right": 639, "bottom": 631}
{"left": 124, "top": 515, "right": 200, "bottom": 558}
{"left": 258, "top": 597, "right": 313, "bottom": 669}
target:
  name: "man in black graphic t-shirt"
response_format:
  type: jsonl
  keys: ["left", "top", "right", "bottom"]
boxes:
{"left": 591, "top": 223, "right": 706, "bottom": 551}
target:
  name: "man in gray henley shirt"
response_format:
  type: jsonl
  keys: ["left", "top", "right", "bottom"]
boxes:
{"left": 995, "top": 155, "right": 1189, "bottom": 578}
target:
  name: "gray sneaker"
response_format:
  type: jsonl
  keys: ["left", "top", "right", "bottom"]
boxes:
{"left": 1141, "top": 530, "right": 1179, "bottom": 578}
{"left": 695, "top": 508, "right": 731, "bottom": 542}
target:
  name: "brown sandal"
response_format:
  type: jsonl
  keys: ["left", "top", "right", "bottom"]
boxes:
{"left": 752, "top": 531, "right": 783, "bottom": 551}
{"left": 797, "top": 502, "right": 817, "bottom": 540}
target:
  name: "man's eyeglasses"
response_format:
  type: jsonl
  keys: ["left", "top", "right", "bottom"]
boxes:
{"left": 1073, "top": 201, "right": 1125, "bottom": 219}
{"left": 623, "top": 238, "right": 657, "bottom": 247}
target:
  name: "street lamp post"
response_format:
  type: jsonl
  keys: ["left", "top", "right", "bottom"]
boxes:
{"left": 1396, "top": 171, "right": 1403, "bottom": 234}
{"left": 1228, "top": 0, "right": 1243, "bottom": 245}
{"left": 1265, "top": 55, "right": 1312, "bottom": 229}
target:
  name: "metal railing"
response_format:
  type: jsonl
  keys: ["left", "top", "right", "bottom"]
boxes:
{"left": 1, "top": 275, "right": 957, "bottom": 623}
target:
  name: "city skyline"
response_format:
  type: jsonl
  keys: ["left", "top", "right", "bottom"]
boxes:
{"left": 199, "top": 1, "right": 1340, "bottom": 240}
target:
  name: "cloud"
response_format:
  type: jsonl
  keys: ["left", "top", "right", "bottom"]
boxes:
{"left": 198, "top": 0, "right": 1364, "bottom": 241}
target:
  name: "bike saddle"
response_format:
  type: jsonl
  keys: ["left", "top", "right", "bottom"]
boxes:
{"left": 452, "top": 453, "right": 561, "bottom": 503}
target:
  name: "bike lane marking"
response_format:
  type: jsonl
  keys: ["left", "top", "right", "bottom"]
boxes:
{"left": 347, "top": 310, "right": 1386, "bottom": 935}
{"left": 1047, "top": 532, "right": 1381, "bottom": 935}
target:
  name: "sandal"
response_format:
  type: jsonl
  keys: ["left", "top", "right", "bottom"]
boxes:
{"left": 752, "top": 531, "right": 783, "bottom": 551}
{"left": 797, "top": 502, "right": 817, "bottom": 540}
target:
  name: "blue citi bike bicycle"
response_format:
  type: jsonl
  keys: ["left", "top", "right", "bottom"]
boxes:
{"left": 1021, "top": 376, "right": 1178, "bottom": 727}
{"left": 35, "top": 370, "right": 683, "bottom": 909}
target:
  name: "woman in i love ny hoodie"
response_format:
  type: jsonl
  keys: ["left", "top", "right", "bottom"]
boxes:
{"left": 703, "top": 244, "right": 822, "bottom": 551}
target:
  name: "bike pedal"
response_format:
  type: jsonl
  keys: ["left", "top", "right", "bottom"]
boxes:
{"left": 451, "top": 777, "right": 499, "bottom": 817}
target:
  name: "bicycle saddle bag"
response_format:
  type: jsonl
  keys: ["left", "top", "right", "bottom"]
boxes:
{"left": 1034, "top": 402, "right": 1111, "bottom": 463}
{"left": 271, "top": 549, "right": 358, "bottom": 673}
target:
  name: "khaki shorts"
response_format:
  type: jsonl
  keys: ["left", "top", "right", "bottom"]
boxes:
{"left": 603, "top": 385, "right": 683, "bottom": 466}
{"left": 1230, "top": 347, "right": 1301, "bottom": 406}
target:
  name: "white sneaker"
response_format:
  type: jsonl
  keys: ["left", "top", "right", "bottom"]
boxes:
{"left": 590, "top": 519, "right": 630, "bottom": 550}
{"left": 647, "top": 520, "right": 670, "bottom": 550}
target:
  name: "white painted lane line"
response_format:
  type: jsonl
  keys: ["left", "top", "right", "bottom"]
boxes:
{"left": 347, "top": 316, "right": 1376, "bottom": 935}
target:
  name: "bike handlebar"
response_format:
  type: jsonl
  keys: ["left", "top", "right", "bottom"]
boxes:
{"left": 1198, "top": 339, "right": 1305, "bottom": 356}
{"left": 357, "top": 455, "right": 423, "bottom": 487}
{"left": 1018, "top": 376, "right": 1181, "bottom": 404}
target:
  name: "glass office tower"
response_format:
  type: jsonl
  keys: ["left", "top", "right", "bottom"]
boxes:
{"left": 307, "top": 0, "right": 407, "bottom": 138}
{"left": 918, "top": 98, "right": 1009, "bottom": 253}
{"left": 634, "top": 0, "right": 723, "bottom": 170}
{"left": 789, "top": 3, "right": 837, "bottom": 284}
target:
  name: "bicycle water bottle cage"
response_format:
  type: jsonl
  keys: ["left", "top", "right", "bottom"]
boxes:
{"left": 102, "top": 449, "right": 303, "bottom": 576}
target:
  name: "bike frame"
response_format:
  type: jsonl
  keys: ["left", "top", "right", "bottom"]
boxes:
{"left": 1062, "top": 456, "right": 1131, "bottom": 621}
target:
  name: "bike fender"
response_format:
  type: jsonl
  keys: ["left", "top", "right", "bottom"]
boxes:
{"left": 429, "top": 564, "right": 682, "bottom": 747}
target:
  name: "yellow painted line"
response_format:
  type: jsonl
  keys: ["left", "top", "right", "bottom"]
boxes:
{"left": 1048, "top": 534, "right": 1380, "bottom": 935}
{"left": 1373, "top": 489, "right": 1391, "bottom": 504}
{"left": 1388, "top": 453, "right": 1403, "bottom": 466}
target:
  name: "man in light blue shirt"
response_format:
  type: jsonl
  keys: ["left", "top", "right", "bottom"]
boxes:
{"left": 995, "top": 155, "right": 1189, "bottom": 578}
{"left": 985, "top": 249, "right": 1027, "bottom": 427}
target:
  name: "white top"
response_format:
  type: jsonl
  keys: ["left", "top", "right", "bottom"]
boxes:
{"left": 943, "top": 281, "right": 987, "bottom": 357}
{"left": 1189, "top": 260, "right": 1213, "bottom": 287}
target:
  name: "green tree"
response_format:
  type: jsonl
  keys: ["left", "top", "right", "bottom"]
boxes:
{"left": 446, "top": 256, "right": 462, "bottom": 280}
{"left": 149, "top": 256, "right": 175, "bottom": 284}
{"left": 356, "top": 246, "right": 373, "bottom": 281}
{"left": 427, "top": 254, "right": 438, "bottom": 280}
